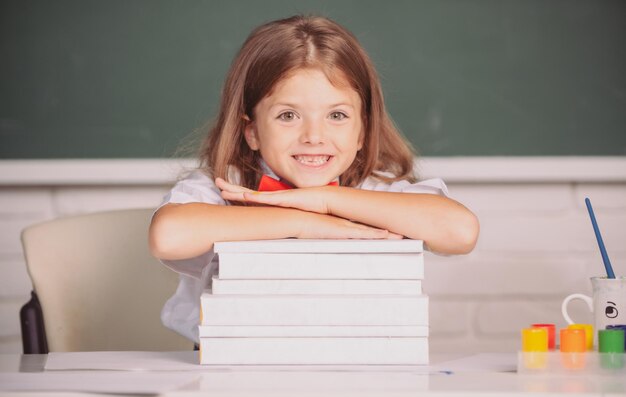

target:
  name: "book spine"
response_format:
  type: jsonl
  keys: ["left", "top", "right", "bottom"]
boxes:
{"left": 217, "top": 253, "right": 424, "bottom": 279}
{"left": 200, "top": 294, "right": 429, "bottom": 326}
{"left": 198, "top": 325, "right": 429, "bottom": 337}
{"left": 211, "top": 277, "right": 422, "bottom": 295}
{"left": 199, "top": 337, "right": 429, "bottom": 365}
{"left": 214, "top": 239, "right": 423, "bottom": 253}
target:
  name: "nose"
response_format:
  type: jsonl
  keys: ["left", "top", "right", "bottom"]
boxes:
{"left": 300, "top": 117, "right": 325, "bottom": 145}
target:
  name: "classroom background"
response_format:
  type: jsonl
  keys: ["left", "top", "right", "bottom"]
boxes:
{"left": 1, "top": 0, "right": 625, "bottom": 354}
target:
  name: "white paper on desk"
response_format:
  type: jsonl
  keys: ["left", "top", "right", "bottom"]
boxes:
{"left": 44, "top": 351, "right": 447, "bottom": 374}
{"left": 45, "top": 350, "right": 200, "bottom": 371}
{"left": 0, "top": 372, "right": 200, "bottom": 393}
{"left": 196, "top": 371, "right": 432, "bottom": 393}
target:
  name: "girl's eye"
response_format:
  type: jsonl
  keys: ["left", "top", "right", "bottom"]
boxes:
{"left": 329, "top": 112, "right": 348, "bottom": 121}
{"left": 278, "top": 111, "right": 297, "bottom": 121}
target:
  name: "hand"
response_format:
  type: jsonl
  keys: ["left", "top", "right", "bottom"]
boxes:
{"left": 297, "top": 211, "right": 404, "bottom": 240}
{"left": 216, "top": 177, "right": 331, "bottom": 214}
{"left": 215, "top": 177, "right": 259, "bottom": 203}
{"left": 216, "top": 177, "right": 404, "bottom": 240}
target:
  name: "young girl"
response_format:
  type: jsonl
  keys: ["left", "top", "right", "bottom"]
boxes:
{"left": 150, "top": 15, "right": 479, "bottom": 342}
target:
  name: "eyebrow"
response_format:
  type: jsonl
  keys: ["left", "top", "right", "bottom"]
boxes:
{"left": 270, "top": 103, "right": 298, "bottom": 109}
{"left": 328, "top": 103, "right": 355, "bottom": 109}
{"left": 270, "top": 102, "right": 355, "bottom": 110}
{"left": 607, "top": 301, "right": 616, "bottom": 306}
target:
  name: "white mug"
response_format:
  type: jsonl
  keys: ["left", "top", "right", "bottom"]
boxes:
{"left": 562, "top": 276, "right": 626, "bottom": 333}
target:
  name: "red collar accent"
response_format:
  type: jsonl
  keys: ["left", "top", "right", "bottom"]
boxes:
{"left": 258, "top": 175, "right": 338, "bottom": 191}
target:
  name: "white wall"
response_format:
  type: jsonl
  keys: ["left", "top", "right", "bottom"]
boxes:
{"left": 1, "top": 158, "right": 624, "bottom": 354}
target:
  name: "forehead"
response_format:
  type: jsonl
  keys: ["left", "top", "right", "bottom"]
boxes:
{"left": 274, "top": 68, "right": 356, "bottom": 96}
{"left": 266, "top": 68, "right": 358, "bottom": 102}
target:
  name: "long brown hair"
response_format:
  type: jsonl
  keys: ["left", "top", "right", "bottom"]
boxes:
{"left": 199, "top": 15, "right": 417, "bottom": 190}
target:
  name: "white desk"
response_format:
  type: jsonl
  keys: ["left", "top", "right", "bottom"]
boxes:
{"left": 1, "top": 352, "right": 625, "bottom": 396}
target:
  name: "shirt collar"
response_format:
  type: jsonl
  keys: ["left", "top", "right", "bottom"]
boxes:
{"left": 259, "top": 158, "right": 279, "bottom": 180}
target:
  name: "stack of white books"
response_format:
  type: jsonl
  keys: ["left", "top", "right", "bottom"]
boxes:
{"left": 199, "top": 239, "right": 428, "bottom": 365}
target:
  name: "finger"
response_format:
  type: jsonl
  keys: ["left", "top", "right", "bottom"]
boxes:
{"left": 348, "top": 221, "right": 396, "bottom": 237}
{"left": 244, "top": 190, "right": 305, "bottom": 208}
{"left": 242, "top": 191, "right": 287, "bottom": 206}
{"left": 353, "top": 224, "right": 407, "bottom": 240}
{"left": 354, "top": 230, "right": 389, "bottom": 240}
{"left": 214, "top": 177, "right": 229, "bottom": 190}
{"left": 215, "top": 177, "right": 254, "bottom": 193}
{"left": 386, "top": 231, "right": 405, "bottom": 240}
{"left": 345, "top": 225, "right": 391, "bottom": 240}
{"left": 220, "top": 190, "right": 248, "bottom": 202}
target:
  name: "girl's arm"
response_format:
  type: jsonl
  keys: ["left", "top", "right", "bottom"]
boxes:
{"left": 149, "top": 202, "right": 398, "bottom": 261}
{"left": 217, "top": 178, "right": 479, "bottom": 255}
{"left": 325, "top": 187, "right": 479, "bottom": 255}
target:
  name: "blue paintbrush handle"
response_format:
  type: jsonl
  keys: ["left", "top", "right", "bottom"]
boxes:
{"left": 585, "top": 198, "right": 615, "bottom": 279}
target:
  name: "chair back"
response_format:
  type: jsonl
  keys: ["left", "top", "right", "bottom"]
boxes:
{"left": 21, "top": 208, "right": 192, "bottom": 352}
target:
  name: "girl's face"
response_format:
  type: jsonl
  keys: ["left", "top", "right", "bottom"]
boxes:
{"left": 244, "top": 68, "right": 363, "bottom": 188}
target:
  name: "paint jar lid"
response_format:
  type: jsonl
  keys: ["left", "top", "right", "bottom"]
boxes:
{"left": 599, "top": 329, "right": 626, "bottom": 353}
{"left": 531, "top": 324, "right": 556, "bottom": 350}
{"left": 606, "top": 324, "right": 626, "bottom": 331}
{"left": 560, "top": 328, "right": 586, "bottom": 352}
{"left": 521, "top": 327, "right": 548, "bottom": 352}
{"left": 568, "top": 324, "right": 594, "bottom": 350}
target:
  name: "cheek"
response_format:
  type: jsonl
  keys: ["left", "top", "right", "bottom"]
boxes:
{"left": 257, "top": 133, "right": 292, "bottom": 159}
{"left": 254, "top": 124, "right": 281, "bottom": 150}
{"left": 347, "top": 119, "right": 364, "bottom": 149}
{"left": 340, "top": 127, "right": 364, "bottom": 152}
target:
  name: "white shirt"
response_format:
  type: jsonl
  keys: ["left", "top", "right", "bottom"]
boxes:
{"left": 156, "top": 165, "right": 450, "bottom": 342}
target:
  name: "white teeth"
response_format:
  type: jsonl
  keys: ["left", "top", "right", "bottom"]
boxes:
{"left": 294, "top": 155, "right": 330, "bottom": 165}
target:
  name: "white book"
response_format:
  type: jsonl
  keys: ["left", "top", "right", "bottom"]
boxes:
{"left": 200, "top": 293, "right": 428, "bottom": 326}
{"left": 199, "top": 337, "right": 429, "bottom": 365}
{"left": 215, "top": 239, "right": 424, "bottom": 280}
{"left": 216, "top": 253, "right": 423, "bottom": 280}
{"left": 214, "top": 239, "right": 424, "bottom": 253}
{"left": 211, "top": 276, "right": 423, "bottom": 295}
{"left": 199, "top": 325, "right": 429, "bottom": 337}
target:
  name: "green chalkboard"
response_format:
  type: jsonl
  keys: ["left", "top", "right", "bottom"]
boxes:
{"left": 1, "top": 0, "right": 625, "bottom": 158}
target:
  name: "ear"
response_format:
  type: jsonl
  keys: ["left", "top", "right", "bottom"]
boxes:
{"left": 357, "top": 128, "right": 365, "bottom": 151}
{"left": 243, "top": 117, "right": 260, "bottom": 151}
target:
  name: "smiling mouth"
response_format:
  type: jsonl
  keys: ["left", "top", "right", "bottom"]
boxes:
{"left": 293, "top": 155, "right": 332, "bottom": 166}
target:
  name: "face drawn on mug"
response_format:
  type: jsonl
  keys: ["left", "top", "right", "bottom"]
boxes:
{"left": 605, "top": 301, "right": 619, "bottom": 319}
{"left": 562, "top": 277, "right": 626, "bottom": 335}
